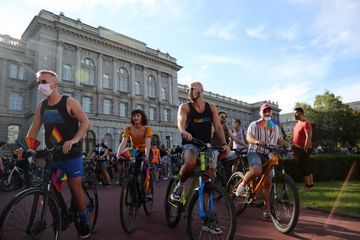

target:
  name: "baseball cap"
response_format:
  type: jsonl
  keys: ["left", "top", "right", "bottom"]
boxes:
{"left": 260, "top": 103, "right": 272, "bottom": 112}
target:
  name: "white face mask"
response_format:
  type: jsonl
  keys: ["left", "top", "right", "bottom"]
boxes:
{"left": 264, "top": 116, "right": 272, "bottom": 121}
{"left": 38, "top": 84, "right": 53, "bottom": 96}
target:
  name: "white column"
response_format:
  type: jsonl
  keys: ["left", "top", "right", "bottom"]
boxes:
{"left": 75, "top": 47, "right": 81, "bottom": 87}
{"left": 55, "top": 41, "right": 63, "bottom": 81}
{"left": 97, "top": 54, "right": 103, "bottom": 90}
{"left": 143, "top": 67, "right": 148, "bottom": 99}
{"left": 157, "top": 71, "right": 162, "bottom": 100}
{"left": 112, "top": 58, "right": 117, "bottom": 93}
{"left": 168, "top": 74, "right": 173, "bottom": 104}
{"left": 130, "top": 63, "right": 135, "bottom": 97}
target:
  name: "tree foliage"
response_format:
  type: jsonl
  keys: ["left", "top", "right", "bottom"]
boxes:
{"left": 295, "top": 91, "right": 360, "bottom": 148}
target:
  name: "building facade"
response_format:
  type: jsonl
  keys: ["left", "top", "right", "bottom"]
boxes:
{"left": 0, "top": 10, "right": 279, "bottom": 152}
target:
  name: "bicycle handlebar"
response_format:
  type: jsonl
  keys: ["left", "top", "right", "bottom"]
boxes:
{"left": 190, "top": 137, "right": 224, "bottom": 152}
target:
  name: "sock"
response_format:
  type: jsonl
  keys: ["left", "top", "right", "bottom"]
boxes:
{"left": 79, "top": 210, "right": 88, "bottom": 223}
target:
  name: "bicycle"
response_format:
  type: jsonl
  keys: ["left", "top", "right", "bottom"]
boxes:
{"left": 119, "top": 149, "right": 154, "bottom": 233}
{"left": 226, "top": 144, "right": 299, "bottom": 234}
{"left": 164, "top": 138, "right": 236, "bottom": 240}
{"left": 0, "top": 145, "right": 99, "bottom": 239}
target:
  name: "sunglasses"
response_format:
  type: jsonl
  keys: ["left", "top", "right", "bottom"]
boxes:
{"left": 220, "top": 115, "right": 227, "bottom": 119}
{"left": 187, "top": 87, "right": 200, "bottom": 93}
{"left": 37, "top": 80, "right": 49, "bottom": 85}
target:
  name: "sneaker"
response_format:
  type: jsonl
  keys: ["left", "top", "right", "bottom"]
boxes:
{"left": 235, "top": 183, "right": 245, "bottom": 197}
{"left": 202, "top": 223, "right": 223, "bottom": 235}
{"left": 262, "top": 209, "right": 271, "bottom": 221}
{"left": 145, "top": 192, "right": 153, "bottom": 200}
{"left": 78, "top": 222, "right": 91, "bottom": 239}
{"left": 170, "top": 184, "right": 183, "bottom": 203}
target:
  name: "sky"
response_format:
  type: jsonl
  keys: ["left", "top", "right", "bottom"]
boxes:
{"left": 1, "top": 0, "right": 359, "bottom": 113}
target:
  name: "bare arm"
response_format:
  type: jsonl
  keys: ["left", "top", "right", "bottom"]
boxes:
{"left": 144, "top": 137, "right": 152, "bottom": 161}
{"left": 27, "top": 102, "right": 43, "bottom": 138}
{"left": 116, "top": 137, "right": 129, "bottom": 159}
{"left": 177, "top": 103, "right": 191, "bottom": 141}
{"left": 63, "top": 97, "right": 91, "bottom": 154}
{"left": 304, "top": 130, "right": 312, "bottom": 152}
{"left": 210, "top": 104, "right": 229, "bottom": 153}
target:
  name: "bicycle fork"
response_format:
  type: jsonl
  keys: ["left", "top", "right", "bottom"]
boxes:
{"left": 198, "top": 177, "right": 215, "bottom": 220}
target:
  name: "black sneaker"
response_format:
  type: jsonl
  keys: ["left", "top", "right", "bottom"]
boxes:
{"left": 170, "top": 185, "right": 183, "bottom": 203}
{"left": 78, "top": 222, "right": 91, "bottom": 239}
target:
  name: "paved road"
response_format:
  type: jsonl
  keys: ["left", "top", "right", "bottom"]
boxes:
{"left": 0, "top": 181, "right": 359, "bottom": 240}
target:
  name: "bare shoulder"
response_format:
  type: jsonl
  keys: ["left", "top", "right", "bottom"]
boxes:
{"left": 66, "top": 96, "right": 80, "bottom": 105}
{"left": 179, "top": 102, "right": 190, "bottom": 112}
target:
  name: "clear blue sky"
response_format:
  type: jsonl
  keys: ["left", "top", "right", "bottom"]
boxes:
{"left": 1, "top": 0, "right": 359, "bottom": 112}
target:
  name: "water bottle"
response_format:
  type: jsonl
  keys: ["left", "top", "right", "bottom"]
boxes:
{"left": 199, "top": 152, "right": 205, "bottom": 171}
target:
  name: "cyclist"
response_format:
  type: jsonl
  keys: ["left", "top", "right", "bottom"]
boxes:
{"left": 231, "top": 118, "right": 248, "bottom": 173}
{"left": 27, "top": 69, "right": 92, "bottom": 238}
{"left": 91, "top": 139, "right": 111, "bottom": 187}
{"left": 116, "top": 109, "right": 153, "bottom": 199}
{"left": 171, "top": 81, "right": 230, "bottom": 204}
{"left": 235, "top": 103, "right": 290, "bottom": 220}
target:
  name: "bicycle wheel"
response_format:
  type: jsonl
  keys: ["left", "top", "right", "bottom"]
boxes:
{"left": 164, "top": 176, "right": 182, "bottom": 228}
{"left": 0, "top": 171, "right": 22, "bottom": 192}
{"left": 270, "top": 173, "right": 300, "bottom": 234}
{"left": 75, "top": 181, "right": 99, "bottom": 233}
{"left": 119, "top": 178, "right": 138, "bottom": 233}
{"left": 226, "top": 171, "right": 248, "bottom": 215}
{"left": 0, "top": 188, "right": 61, "bottom": 239}
{"left": 143, "top": 174, "right": 154, "bottom": 215}
{"left": 187, "top": 184, "right": 236, "bottom": 240}
{"left": 83, "top": 167, "right": 97, "bottom": 188}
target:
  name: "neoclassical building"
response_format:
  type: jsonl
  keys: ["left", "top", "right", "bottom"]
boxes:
{"left": 0, "top": 10, "right": 280, "bottom": 152}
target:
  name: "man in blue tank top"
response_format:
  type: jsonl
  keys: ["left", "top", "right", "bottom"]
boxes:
{"left": 27, "top": 70, "right": 92, "bottom": 238}
{"left": 170, "top": 82, "right": 230, "bottom": 205}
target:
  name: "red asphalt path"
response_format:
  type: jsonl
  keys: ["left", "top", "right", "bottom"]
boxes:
{"left": 0, "top": 181, "right": 359, "bottom": 240}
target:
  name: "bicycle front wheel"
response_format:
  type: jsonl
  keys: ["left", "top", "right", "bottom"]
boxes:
{"left": 226, "top": 171, "right": 248, "bottom": 215}
{"left": 270, "top": 173, "right": 300, "bottom": 234}
{"left": 187, "top": 184, "right": 236, "bottom": 240}
{"left": 119, "top": 179, "right": 138, "bottom": 233}
{"left": 0, "top": 188, "right": 61, "bottom": 239}
{"left": 164, "top": 176, "right": 183, "bottom": 228}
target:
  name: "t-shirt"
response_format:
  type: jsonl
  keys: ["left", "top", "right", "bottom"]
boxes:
{"left": 151, "top": 148, "right": 160, "bottom": 164}
{"left": 123, "top": 126, "right": 153, "bottom": 153}
{"left": 293, "top": 120, "right": 312, "bottom": 149}
{"left": 233, "top": 129, "right": 247, "bottom": 151}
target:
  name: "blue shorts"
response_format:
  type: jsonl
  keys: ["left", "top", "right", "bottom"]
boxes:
{"left": 52, "top": 156, "right": 84, "bottom": 179}
{"left": 248, "top": 152, "right": 269, "bottom": 168}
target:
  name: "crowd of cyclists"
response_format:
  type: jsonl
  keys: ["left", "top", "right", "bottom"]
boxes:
{"left": 0, "top": 70, "right": 303, "bottom": 239}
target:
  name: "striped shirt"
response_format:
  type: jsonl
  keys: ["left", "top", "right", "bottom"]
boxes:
{"left": 247, "top": 119, "right": 282, "bottom": 154}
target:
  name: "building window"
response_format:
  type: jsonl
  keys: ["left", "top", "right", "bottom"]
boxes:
{"left": 63, "top": 92, "right": 73, "bottom": 97}
{"left": 135, "top": 104, "right": 144, "bottom": 111}
{"left": 9, "top": 63, "right": 24, "bottom": 80}
{"left": 135, "top": 81, "right": 141, "bottom": 95}
{"left": 103, "top": 73, "right": 110, "bottom": 89}
{"left": 119, "top": 102, "right": 128, "bottom": 117}
{"left": 161, "top": 87, "right": 168, "bottom": 101}
{"left": 148, "top": 75, "right": 156, "bottom": 98}
{"left": 149, "top": 107, "right": 156, "bottom": 121}
{"left": 82, "top": 97, "right": 91, "bottom": 113}
{"left": 63, "top": 64, "right": 72, "bottom": 81}
{"left": 81, "top": 58, "right": 95, "bottom": 85}
{"left": 118, "top": 68, "right": 129, "bottom": 92}
{"left": 164, "top": 109, "right": 170, "bottom": 122}
{"left": 9, "top": 92, "right": 22, "bottom": 110}
{"left": 7, "top": 125, "right": 20, "bottom": 143}
{"left": 104, "top": 99, "right": 112, "bottom": 115}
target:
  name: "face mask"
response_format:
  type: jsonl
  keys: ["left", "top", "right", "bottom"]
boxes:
{"left": 188, "top": 88, "right": 201, "bottom": 102}
{"left": 38, "top": 84, "right": 53, "bottom": 96}
{"left": 264, "top": 116, "right": 272, "bottom": 121}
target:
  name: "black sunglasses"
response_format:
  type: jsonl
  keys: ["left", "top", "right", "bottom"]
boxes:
{"left": 37, "top": 80, "right": 49, "bottom": 85}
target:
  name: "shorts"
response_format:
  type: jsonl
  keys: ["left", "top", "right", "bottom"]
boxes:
{"left": 248, "top": 152, "right": 269, "bottom": 168}
{"left": 293, "top": 146, "right": 312, "bottom": 177}
{"left": 52, "top": 156, "right": 84, "bottom": 179}
{"left": 182, "top": 144, "right": 219, "bottom": 169}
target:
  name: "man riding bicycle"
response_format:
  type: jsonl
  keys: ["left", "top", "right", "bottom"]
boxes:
{"left": 171, "top": 81, "right": 230, "bottom": 205}
{"left": 235, "top": 103, "right": 290, "bottom": 220}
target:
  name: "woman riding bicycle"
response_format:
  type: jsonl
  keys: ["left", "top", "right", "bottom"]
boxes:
{"left": 116, "top": 109, "right": 153, "bottom": 199}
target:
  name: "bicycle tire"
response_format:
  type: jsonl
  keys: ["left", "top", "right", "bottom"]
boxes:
{"left": 75, "top": 181, "right": 99, "bottom": 233}
{"left": 186, "top": 184, "right": 236, "bottom": 240}
{"left": 226, "top": 171, "right": 248, "bottom": 215}
{"left": 164, "top": 176, "right": 182, "bottom": 228}
{"left": 270, "top": 173, "right": 300, "bottom": 234}
{"left": 0, "top": 188, "right": 61, "bottom": 239}
{"left": 0, "top": 171, "right": 22, "bottom": 192}
{"left": 119, "top": 179, "right": 138, "bottom": 233}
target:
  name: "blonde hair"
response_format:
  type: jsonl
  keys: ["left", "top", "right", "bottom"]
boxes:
{"left": 36, "top": 70, "right": 59, "bottom": 82}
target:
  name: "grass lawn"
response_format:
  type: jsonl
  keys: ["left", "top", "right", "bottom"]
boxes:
{"left": 297, "top": 181, "right": 360, "bottom": 218}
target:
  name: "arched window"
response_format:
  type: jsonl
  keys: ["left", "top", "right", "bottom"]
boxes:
{"left": 81, "top": 58, "right": 95, "bottom": 85}
{"left": 148, "top": 75, "right": 156, "bottom": 98}
{"left": 103, "top": 73, "right": 110, "bottom": 89}
{"left": 7, "top": 125, "right": 20, "bottom": 143}
{"left": 118, "top": 68, "right": 129, "bottom": 92}
{"left": 63, "top": 64, "right": 73, "bottom": 81}
{"left": 135, "top": 81, "right": 141, "bottom": 95}
{"left": 85, "top": 130, "right": 96, "bottom": 153}
{"left": 104, "top": 133, "right": 114, "bottom": 150}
